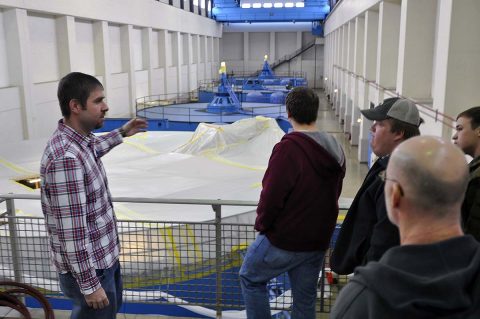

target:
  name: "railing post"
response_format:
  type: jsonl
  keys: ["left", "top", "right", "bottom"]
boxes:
{"left": 6, "top": 198, "right": 22, "bottom": 283}
{"left": 212, "top": 203, "right": 222, "bottom": 319}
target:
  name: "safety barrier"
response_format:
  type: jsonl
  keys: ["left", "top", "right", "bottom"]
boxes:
{"left": 0, "top": 194, "right": 349, "bottom": 317}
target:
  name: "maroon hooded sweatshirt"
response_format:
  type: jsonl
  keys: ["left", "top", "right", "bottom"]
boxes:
{"left": 255, "top": 131, "right": 346, "bottom": 251}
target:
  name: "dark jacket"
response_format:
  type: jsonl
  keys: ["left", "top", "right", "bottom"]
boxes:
{"left": 462, "top": 156, "right": 480, "bottom": 241}
{"left": 255, "top": 132, "right": 346, "bottom": 251}
{"left": 330, "top": 236, "right": 480, "bottom": 319}
{"left": 330, "top": 156, "right": 399, "bottom": 274}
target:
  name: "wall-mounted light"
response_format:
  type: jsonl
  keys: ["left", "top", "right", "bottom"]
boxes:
{"left": 241, "top": 3, "right": 251, "bottom": 8}
{"left": 263, "top": 2, "right": 272, "bottom": 8}
{"left": 252, "top": 2, "right": 262, "bottom": 8}
{"left": 334, "top": 89, "right": 338, "bottom": 93}
{"left": 274, "top": 2, "right": 283, "bottom": 8}
{"left": 295, "top": 2, "right": 304, "bottom": 7}
{"left": 324, "top": 77, "right": 328, "bottom": 81}
{"left": 357, "top": 118, "right": 362, "bottom": 123}
{"left": 285, "top": 2, "right": 294, "bottom": 7}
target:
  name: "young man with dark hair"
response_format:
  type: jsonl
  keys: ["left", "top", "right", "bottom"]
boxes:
{"left": 453, "top": 106, "right": 480, "bottom": 241}
{"left": 331, "top": 98, "right": 422, "bottom": 275}
{"left": 239, "top": 87, "right": 346, "bottom": 319}
{"left": 41, "top": 72, "right": 147, "bottom": 319}
{"left": 331, "top": 136, "right": 480, "bottom": 319}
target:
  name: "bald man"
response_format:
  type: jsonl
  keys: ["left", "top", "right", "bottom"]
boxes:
{"left": 331, "top": 136, "right": 480, "bottom": 319}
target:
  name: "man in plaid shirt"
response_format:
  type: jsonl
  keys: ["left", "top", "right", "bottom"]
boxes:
{"left": 40, "top": 72, "right": 147, "bottom": 319}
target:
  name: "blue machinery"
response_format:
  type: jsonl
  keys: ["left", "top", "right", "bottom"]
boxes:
{"left": 128, "top": 59, "right": 308, "bottom": 133}
{"left": 206, "top": 62, "right": 242, "bottom": 113}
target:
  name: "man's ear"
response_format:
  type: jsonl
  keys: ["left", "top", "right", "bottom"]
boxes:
{"left": 69, "top": 99, "right": 82, "bottom": 115}
{"left": 391, "top": 183, "right": 402, "bottom": 208}
{"left": 393, "top": 129, "right": 405, "bottom": 142}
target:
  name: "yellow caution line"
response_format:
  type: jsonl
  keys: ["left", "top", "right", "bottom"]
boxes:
{"left": 185, "top": 224, "right": 203, "bottom": 260}
{"left": 114, "top": 203, "right": 148, "bottom": 221}
{"left": 123, "top": 140, "right": 160, "bottom": 154}
{"left": 0, "top": 157, "right": 36, "bottom": 175}
{"left": 127, "top": 132, "right": 149, "bottom": 140}
{"left": 166, "top": 228, "right": 182, "bottom": 266}
{"left": 250, "top": 182, "right": 262, "bottom": 189}
{"left": 203, "top": 153, "right": 266, "bottom": 171}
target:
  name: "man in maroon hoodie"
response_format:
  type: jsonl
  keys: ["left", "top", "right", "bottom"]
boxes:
{"left": 239, "top": 87, "right": 346, "bottom": 319}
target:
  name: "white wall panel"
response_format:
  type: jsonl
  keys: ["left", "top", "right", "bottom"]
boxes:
{"left": 222, "top": 32, "right": 243, "bottom": 61}
{"left": 0, "top": 108, "right": 23, "bottom": 142}
{"left": 249, "top": 33, "right": 269, "bottom": 61}
{"left": 132, "top": 27, "right": 143, "bottom": 71}
{"left": 151, "top": 67, "right": 165, "bottom": 96}
{"left": 0, "top": 10, "right": 9, "bottom": 87}
{"left": 151, "top": 30, "right": 160, "bottom": 68}
{"left": 32, "top": 81, "right": 60, "bottom": 137}
{"left": 75, "top": 19, "right": 96, "bottom": 75}
{"left": 108, "top": 72, "right": 130, "bottom": 116}
{"left": 109, "top": 24, "right": 123, "bottom": 73}
{"left": 275, "top": 32, "right": 296, "bottom": 59}
{"left": 135, "top": 69, "right": 148, "bottom": 99}
{"left": 28, "top": 13, "right": 59, "bottom": 83}
{"left": 167, "top": 66, "right": 177, "bottom": 94}
{"left": 189, "top": 64, "right": 197, "bottom": 90}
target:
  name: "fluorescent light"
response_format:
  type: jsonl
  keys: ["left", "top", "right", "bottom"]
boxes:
{"left": 285, "top": 2, "right": 294, "bottom": 7}
{"left": 241, "top": 3, "right": 251, "bottom": 8}
{"left": 295, "top": 2, "right": 304, "bottom": 7}
{"left": 28, "top": 178, "right": 41, "bottom": 183}
{"left": 252, "top": 2, "right": 261, "bottom": 8}
{"left": 274, "top": 2, "right": 283, "bottom": 8}
{"left": 263, "top": 2, "right": 272, "bottom": 8}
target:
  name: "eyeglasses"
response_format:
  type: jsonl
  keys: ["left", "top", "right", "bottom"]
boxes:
{"left": 379, "top": 172, "right": 404, "bottom": 196}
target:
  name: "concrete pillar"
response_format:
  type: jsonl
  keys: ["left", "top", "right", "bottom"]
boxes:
{"left": 121, "top": 24, "right": 136, "bottom": 115}
{"left": 397, "top": 0, "right": 437, "bottom": 100}
{"left": 174, "top": 31, "right": 183, "bottom": 94}
{"left": 269, "top": 31, "right": 275, "bottom": 61}
{"left": 158, "top": 29, "right": 169, "bottom": 96}
{"left": 4, "top": 8, "right": 33, "bottom": 139}
{"left": 351, "top": 16, "right": 364, "bottom": 145}
{"left": 56, "top": 16, "right": 76, "bottom": 74}
{"left": 142, "top": 28, "right": 154, "bottom": 96}
{"left": 243, "top": 32, "right": 249, "bottom": 74}
{"left": 376, "top": 1, "right": 401, "bottom": 90}
{"left": 358, "top": 10, "right": 378, "bottom": 162}
{"left": 363, "top": 10, "right": 378, "bottom": 82}
{"left": 433, "top": 0, "right": 480, "bottom": 138}
{"left": 343, "top": 21, "right": 354, "bottom": 130}
{"left": 203, "top": 36, "right": 208, "bottom": 79}
{"left": 194, "top": 34, "right": 201, "bottom": 84}
{"left": 93, "top": 21, "right": 111, "bottom": 98}
{"left": 186, "top": 33, "right": 194, "bottom": 91}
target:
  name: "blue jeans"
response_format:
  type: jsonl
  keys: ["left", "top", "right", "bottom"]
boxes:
{"left": 239, "top": 234, "right": 324, "bottom": 319}
{"left": 59, "top": 260, "right": 123, "bottom": 319}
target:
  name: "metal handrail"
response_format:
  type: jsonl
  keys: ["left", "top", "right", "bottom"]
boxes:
{"left": 0, "top": 193, "right": 351, "bottom": 209}
{"left": 331, "top": 64, "right": 455, "bottom": 128}
{"left": 0, "top": 193, "right": 350, "bottom": 316}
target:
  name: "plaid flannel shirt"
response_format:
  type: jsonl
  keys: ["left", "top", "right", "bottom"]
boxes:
{"left": 40, "top": 120, "right": 123, "bottom": 295}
